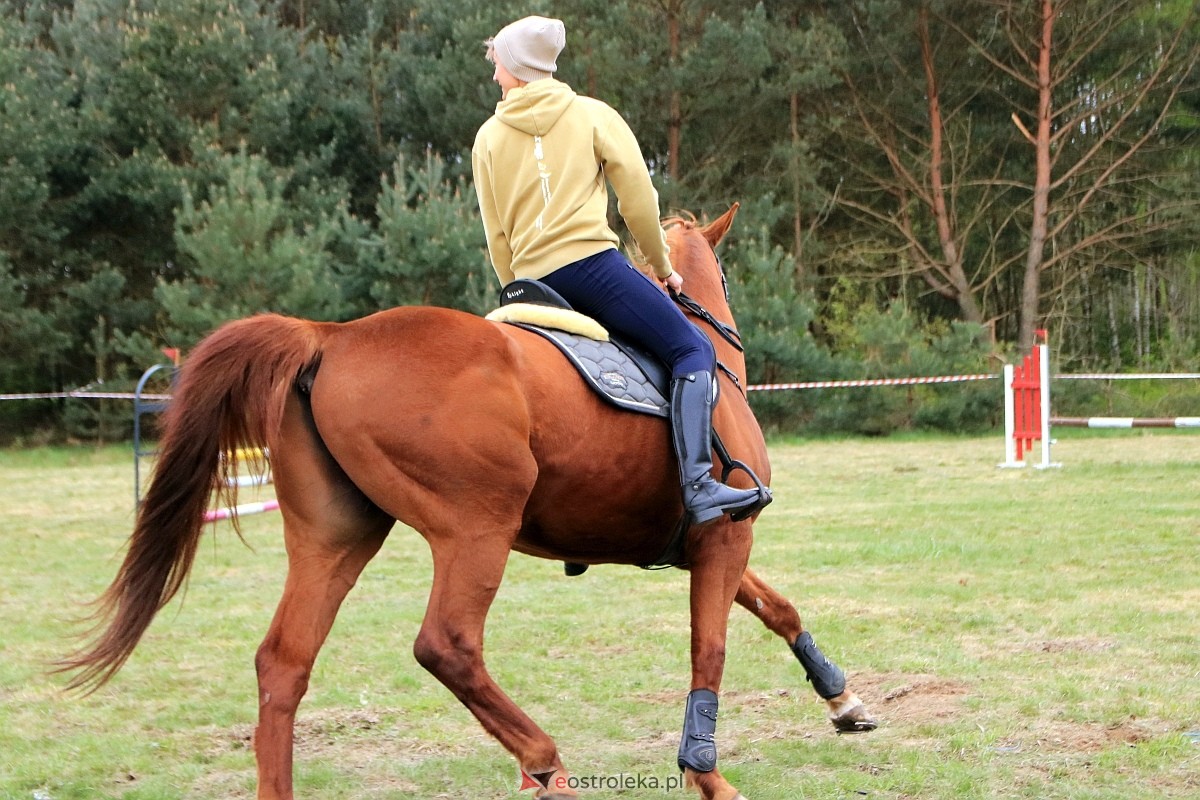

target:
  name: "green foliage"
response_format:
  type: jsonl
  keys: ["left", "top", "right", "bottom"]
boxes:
{"left": 163, "top": 145, "right": 354, "bottom": 346}
{"left": 0, "top": 254, "right": 70, "bottom": 437}
{"left": 0, "top": 0, "right": 1195, "bottom": 442}
{"left": 1051, "top": 374, "right": 1200, "bottom": 421}
{"left": 0, "top": 258, "right": 66, "bottom": 379}
{"left": 814, "top": 301, "right": 994, "bottom": 435}
{"left": 729, "top": 199, "right": 996, "bottom": 435}
{"left": 0, "top": 13, "right": 68, "bottom": 267}
{"left": 358, "top": 153, "right": 493, "bottom": 314}
{"left": 0, "top": 11, "right": 76, "bottom": 416}
{"left": 723, "top": 201, "right": 832, "bottom": 431}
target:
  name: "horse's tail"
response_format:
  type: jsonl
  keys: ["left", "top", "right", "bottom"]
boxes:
{"left": 57, "top": 313, "right": 326, "bottom": 692}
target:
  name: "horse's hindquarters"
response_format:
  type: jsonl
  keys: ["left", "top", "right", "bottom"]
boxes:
{"left": 305, "top": 307, "right": 541, "bottom": 537}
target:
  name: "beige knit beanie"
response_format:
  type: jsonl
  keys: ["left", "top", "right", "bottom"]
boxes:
{"left": 491, "top": 16, "right": 566, "bottom": 83}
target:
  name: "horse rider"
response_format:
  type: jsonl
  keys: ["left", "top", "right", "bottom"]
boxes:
{"left": 471, "top": 15, "right": 761, "bottom": 526}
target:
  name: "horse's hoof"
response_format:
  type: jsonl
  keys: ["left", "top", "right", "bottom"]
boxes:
{"left": 831, "top": 701, "right": 878, "bottom": 733}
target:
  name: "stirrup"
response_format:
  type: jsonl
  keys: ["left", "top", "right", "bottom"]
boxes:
{"left": 684, "top": 479, "right": 763, "bottom": 526}
{"left": 729, "top": 481, "right": 772, "bottom": 522}
{"left": 711, "top": 434, "right": 773, "bottom": 521}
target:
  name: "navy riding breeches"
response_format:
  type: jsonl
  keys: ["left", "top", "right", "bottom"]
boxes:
{"left": 539, "top": 248, "right": 715, "bottom": 378}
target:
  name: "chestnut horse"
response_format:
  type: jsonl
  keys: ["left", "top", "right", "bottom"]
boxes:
{"left": 60, "top": 205, "right": 874, "bottom": 800}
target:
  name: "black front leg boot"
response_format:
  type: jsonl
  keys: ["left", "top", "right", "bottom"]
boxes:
{"left": 791, "top": 630, "right": 846, "bottom": 699}
{"left": 670, "top": 371, "right": 764, "bottom": 526}
{"left": 677, "top": 688, "right": 719, "bottom": 773}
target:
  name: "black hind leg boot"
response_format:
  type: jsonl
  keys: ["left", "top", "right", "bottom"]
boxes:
{"left": 670, "top": 371, "right": 763, "bottom": 526}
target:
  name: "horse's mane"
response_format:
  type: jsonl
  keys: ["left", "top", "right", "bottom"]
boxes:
{"left": 662, "top": 212, "right": 699, "bottom": 230}
{"left": 628, "top": 212, "right": 701, "bottom": 278}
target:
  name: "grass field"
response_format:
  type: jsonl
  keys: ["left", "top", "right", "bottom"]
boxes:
{"left": 1, "top": 434, "right": 1197, "bottom": 799}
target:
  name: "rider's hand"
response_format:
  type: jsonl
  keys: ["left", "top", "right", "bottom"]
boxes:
{"left": 664, "top": 271, "right": 684, "bottom": 293}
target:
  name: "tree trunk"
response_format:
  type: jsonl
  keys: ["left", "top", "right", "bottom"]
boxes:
{"left": 667, "top": 0, "right": 682, "bottom": 180}
{"left": 790, "top": 91, "right": 804, "bottom": 283}
{"left": 918, "top": 4, "right": 984, "bottom": 326}
{"left": 1018, "top": 0, "right": 1056, "bottom": 353}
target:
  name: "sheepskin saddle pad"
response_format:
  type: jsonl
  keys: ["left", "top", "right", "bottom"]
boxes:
{"left": 485, "top": 279, "right": 671, "bottom": 418}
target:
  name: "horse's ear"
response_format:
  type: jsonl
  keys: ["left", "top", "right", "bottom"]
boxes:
{"left": 701, "top": 203, "right": 740, "bottom": 248}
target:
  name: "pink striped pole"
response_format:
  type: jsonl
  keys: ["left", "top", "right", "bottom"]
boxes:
{"left": 204, "top": 499, "right": 280, "bottom": 524}
{"left": 747, "top": 374, "right": 994, "bottom": 391}
{"left": 205, "top": 447, "right": 277, "bottom": 522}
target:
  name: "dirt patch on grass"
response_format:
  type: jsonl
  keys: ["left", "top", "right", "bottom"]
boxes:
{"left": 632, "top": 687, "right": 801, "bottom": 714}
{"left": 630, "top": 687, "right": 824, "bottom": 754}
{"left": 632, "top": 688, "right": 690, "bottom": 706}
{"left": 213, "top": 707, "right": 479, "bottom": 755}
{"left": 851, "top": 672, "right": 972, "bottom": 726}
{"left": 636, "top": 677, "right": 975, "bottom": 736}
{"left": 202, "top": 707, "right": 484, "bottom": 797}
{"left": 1029, "top": 637, "right": 1119, "bottom": 654}
{"left": 959, "top": 633, "right": 1120, "bottom": 659}
{"left": 851, "top": 673, "right": 1169, "bottom": 751}
{"left": 996, "top": 718, "right": 1160, "bottom": 755}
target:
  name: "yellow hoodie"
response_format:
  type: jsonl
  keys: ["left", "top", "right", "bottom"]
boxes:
{"left": 472, "top": 79, "right": 672, "bottom": 286}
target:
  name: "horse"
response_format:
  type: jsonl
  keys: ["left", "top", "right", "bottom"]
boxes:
{"left": 59, "top": 204, "right": 875, "bottom": 800}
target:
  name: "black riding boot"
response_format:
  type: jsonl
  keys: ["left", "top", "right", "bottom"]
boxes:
{"left": 670, "top": 371, "right": 763, "bottom": 525}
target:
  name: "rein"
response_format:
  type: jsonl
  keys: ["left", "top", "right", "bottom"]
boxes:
{"left": 669, "top": 289, "right": 743, "bottom": 353}
{"left": 669, "top": 288, "right": 745, "bottom": 394}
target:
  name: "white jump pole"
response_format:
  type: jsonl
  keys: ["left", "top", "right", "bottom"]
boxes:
{"left": 1034, "top": 341, "right": 1057, "bottom": 469}
{"left": 227, "top": 472, "right": 273, "bottom": 488}
{"left": 1000, "top": 363, "right": 1019, "bottom": 468}
{"left": 1050, "top": 416, "right": 1200, "bottom": 429}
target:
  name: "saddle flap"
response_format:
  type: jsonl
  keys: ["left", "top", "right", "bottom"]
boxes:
{"left": 508, "top": 324, "right": 671, "bottom": 418}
